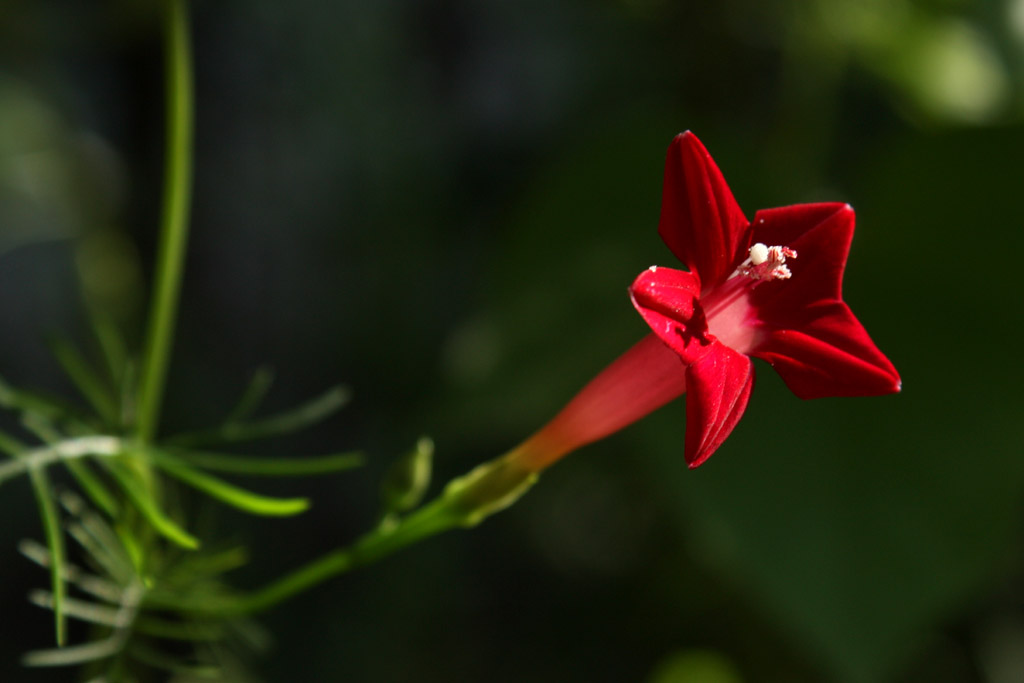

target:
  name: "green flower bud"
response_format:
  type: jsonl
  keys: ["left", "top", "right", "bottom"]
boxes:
{"left": 380, "top": 436, "right": 433, "bottom": 515}
{"left": 441, "top": 455, "right": 537, "bottom": 528}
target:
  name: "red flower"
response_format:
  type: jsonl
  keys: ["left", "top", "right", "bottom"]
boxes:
{"left": 508, "top": 132, "right": 899, "bottom": 473}
{"left": 630, "top": 132, "right": 901, "bottom": 467}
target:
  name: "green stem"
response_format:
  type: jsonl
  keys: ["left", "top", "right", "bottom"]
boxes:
{"left": 227, "top": 453, "right": 539, "bottom": 614}
{"left": 229, "top": 497, "right": 460, "bottom": 614}
{"left": 136, "top": 0, "right": 194, "bottom": 443}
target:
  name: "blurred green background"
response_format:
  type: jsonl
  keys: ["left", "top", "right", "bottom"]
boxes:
{"left": 2, "top": 0, "right": 1024, "bottom": 681}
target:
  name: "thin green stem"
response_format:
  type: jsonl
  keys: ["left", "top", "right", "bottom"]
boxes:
{"left": 228, "top": 497, "right": 460, "bottom": 614}
{"left": 225, "top": 453, "right": 538, "bottom": 614}
{"left": 136, "top": 0, "right": 194, "bottom": 443}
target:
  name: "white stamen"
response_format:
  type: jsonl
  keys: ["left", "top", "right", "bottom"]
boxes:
{"left": 749, "top": 243, "right": 769, "bottom": 265}
{"left": 736, "top": 243, "right": 797, "bottom": 282}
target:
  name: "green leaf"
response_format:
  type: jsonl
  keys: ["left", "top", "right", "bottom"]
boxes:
{"left": 224, "top": 366, "right": 275, "bottom": 422}
{"left": 118, "top": 360, "right": 139, "bottom": 431}
{"left": 166, "top": 385, "right": 351, "bottom": 447}
{"left": 146, "top": 450, "right": 310, "bottom": 517}
{"left": 0, "top": 434, "right": 123, "bottom": 489}
{"left": 380, "top": 436, "right": 433, "bottom": 514}
{"left": 28, "top": 590, "right": 121, "bottom": 626}
{"left": 171, "top": 448, "right": 363, "bottom": 476}
{"left": 19, "top": 412, "right": 61, "bottom": 443}
{"left": 27, "top": 464, "right": 66, "bottom": 645}
{"left": 47, "top": 336, "right": 119, "bottom": 425}
{"left": 102, "top": 459, "right": 200, "bottom": 550}
{"left": 0, "top": 459, "right": 28, "bottom": 487}
{"left": 63, "top": 459, "right": 120, "bottom": 517}
{"left": 0, "top": 375, "right": 96, "bottom": 432}
{"left": 0, "top": 429, "right": 28, "bottom": 486}
{"left": 127, "top": 641, "right": 222, "bottom": 678}
{"left": 134, "top": 615, "right": 225, "bottom": 641}
{"left": 23, "top": 638, "right": 122, "bottom": 667}
{"left": 62, "top": 492, "right": 136, "bottom": 585}
{"left": 116, "top": 523, "right": 147, "bottom": 576}
{"left": 0, "top": 427, "right": 25, "bottom": 456}
{"left": 19, "top": 539, "right": 122, "bottom": 603}
{"left": 91, "top": 316, "right": 128, "bottom": 389}
{"left": 162, "top": 545, "right": 248, "bottom": 580}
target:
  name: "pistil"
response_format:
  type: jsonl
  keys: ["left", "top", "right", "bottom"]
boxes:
{"left": 701, "top": 243, "right": 797, "bottom": 354}
{"left": 737, "top": 242, "right": 797, "bottom": 281}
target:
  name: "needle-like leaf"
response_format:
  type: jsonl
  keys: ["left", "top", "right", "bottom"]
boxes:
{"left": 0, "top": 427, "right": 25, "bottom": 456}
{"left": 224, "top": 366, "right": 275, "bottom": 423}
{"left": 27, "top": 464, "right": 67, "bottom": 645}
{"left": 0, "top": 376, "right": 97, "bottom": 432}
{"left": 63, "top": 460, "right": 120, "bottom": 517}
{"left": 161, "top": 545, "right": 248, "bottom": 580}
{"left": 146, "top": 450, "right": 309, "bottom": 517}
{"left": 19, "top": 539, "right": 123, "bottom": 603}
{"left": 62, "top": 491, "right": 137, "bottom": 586}
{"left": 23, "top": 578, "right": 143, "bottom": 667}
{"left": 0, "top": 435, "right": 123, "bottom": 488}
{"left": 133, "top": 615, "right": 224, "bottom": 641}
{"left": 102, "top": 459, "right": 200, "bottom": 550}
{"left": 29, "top": 590, "right": 122, "bottom": 626}
{"left": 48, "top": 336, "right": 119, "bottom": 425}
{"left": 127, "top": 641, "right": 221, "bottom": 677}
{"left": 91, "top": 317, "right": 128, "bottom": 390}
{"left": 23, "top": 637, "right": 123, "bottom": 667}
{"left": 170, "top": 448, "right": 363, "bottom": 476}
{"left": 166, "top": 385, "right": 350, "bottom": 447}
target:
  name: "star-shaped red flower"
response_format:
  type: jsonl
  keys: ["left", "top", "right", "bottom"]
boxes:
{"left": 630, "top": 131, "right": 901, "bottom": 467}
{"left": 506, "top": 132, "right": 900, "bottom": 475}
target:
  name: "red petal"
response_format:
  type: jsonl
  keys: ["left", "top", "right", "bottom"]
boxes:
{"left": 684, "top": 343, "right": 754, "bottom": 468}
{"left": 747, "top": 203, "right": 900, "bottom": 398}
{"left": 659, "top": 132, "right": 750, "bottom": 291}
{"left": 630, "top": 266, "right": 711, "bottom": 364}
{"left": 753, "top": 300, "right": 901, "bottom": 399}
{"left": 749, "top": 203, "right": 853, "bottom": 312}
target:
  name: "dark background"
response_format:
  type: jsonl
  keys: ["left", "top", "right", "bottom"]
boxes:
{"left": 1, "top": 0, "right": 1023, "bottom": 681}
